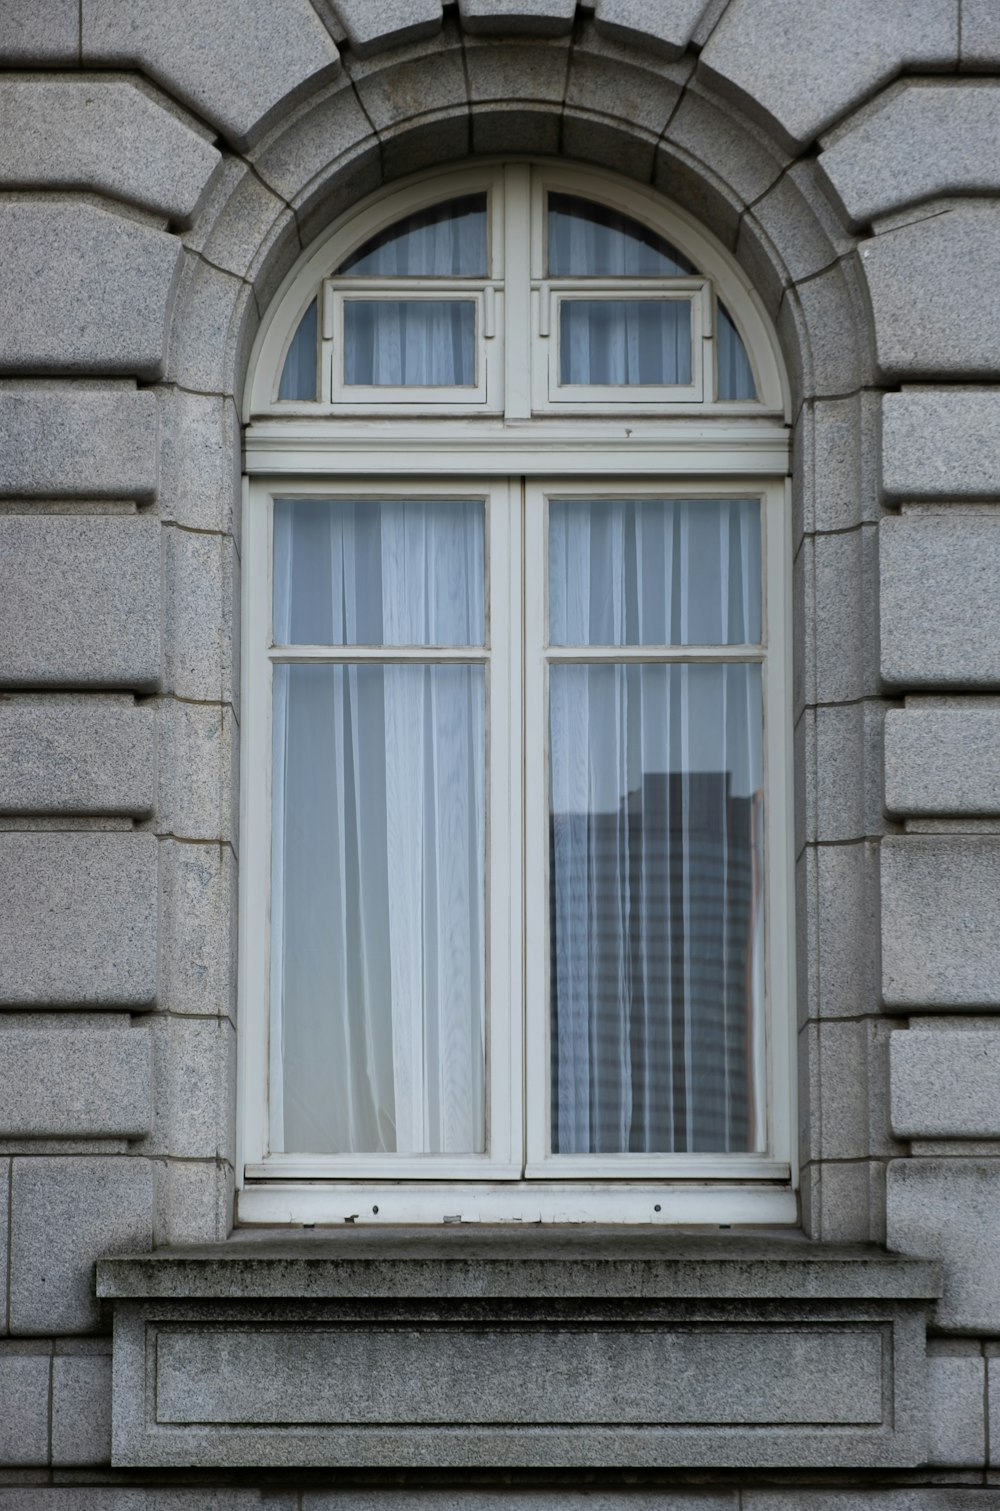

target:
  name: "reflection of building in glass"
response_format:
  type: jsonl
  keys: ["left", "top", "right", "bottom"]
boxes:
{"left": 551, "top": 771, "right": 762, "bottom": 1155}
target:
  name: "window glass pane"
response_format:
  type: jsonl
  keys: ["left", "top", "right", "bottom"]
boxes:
{"left": 277, "top": 298, "right": 317, "bottom": 401}
{"left": 559, "top": 299, "right": 691, "bottom": 387}
{"left": 717, "top": 301, "right": 756, "bottom": 400}
{"left": 548, "top": 193, "right": 696, "bottom": 276}
{"left": 344, "top": 299, "right": 476, "bottom": 387}
{"left": 273, "top": 497, "right": 485, "bottom": 646}
{"left": 548, "top": 661, "right": 763, "bottom": 1156}
{"left": 337, "top": 194, "right": 488, "bottom": 276}
{"left": 271, "top": 662, "right": 486, "bottom": 1156}
{"left": 549, "top": 497, "right": 761, "bottom": 646}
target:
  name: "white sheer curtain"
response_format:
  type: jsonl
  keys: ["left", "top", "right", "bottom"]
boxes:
{"left": 548, "top": 498, "right": 764, "bottom": 1155}
{"left": 560, "top": 299, "right": 691, "bottom": 387}
{"left": 271, "top": 499, "right": 486, "bottom": 1156}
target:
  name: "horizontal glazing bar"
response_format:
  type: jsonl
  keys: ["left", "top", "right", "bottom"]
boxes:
{"left": 543, "top": 644, "right": 764, "bottom": 662}
{"left": 269, "top": 645, "right": 491, "bottom": 661}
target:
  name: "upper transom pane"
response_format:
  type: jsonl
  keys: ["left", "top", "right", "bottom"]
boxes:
{"left": 337, "top": 194, "right": 488, "bottom": 277}
{"left": 547, "top": 193, "right": 696, "bottom": 277}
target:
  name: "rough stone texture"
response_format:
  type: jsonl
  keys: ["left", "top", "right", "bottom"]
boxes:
{"left": 249, "top": 72, "right": 376, "bottom": 214}
{"left": 0, "top": 79, "right": 221, "bottom": 225}
{"left": 10, "top": 1156, "right": 154, "bottom": 1334}
{"left": 162, "top": 527, "right": 238, "bottom": 705}
{"left": 0, "top": 1351, "right": 50, "bottom": 1464}
{"left": 0, "top": 834, "right": 158, "bottom": 1008}
{"left": 888, "top": 1159, "right": 1000, "bottom": 1332}
{"left": 794, "top": 392, "right": 880, "bottom": 536}
{"left": 862, "top": 201, "right": 1000, "bottom": 380}
{"left": 0, "top": 1496, "right": 278, "bottom": 1511}
{"left": 182, "top": 156, "right": 299, "bottom": 315}
{"left": 777, "top": 258, "right": 869, "bottom": 403}
{"left": 746, "top": 1497, "right": 1000, "bottom": 1511}
{"left": 881, "top": 388, "right": 1000, "bottom": 500}
{"left": 0, "top": 516, "right": 161, "bottom": 691}
{"left": 926, "top": 1350, "right": 986, "bottom": 1467}
{"left": 0, "top": 1163, "right": 7, "bottom": 1327}
{"left": 885, "top": 704, "right": 1000, "bottom": 815}
{"left": 157, "top": 1159, "right": 235, "bottom": 1246}
{"left": 0, "top": 1026, "right": 152, "bottom": 1138}
{"left": 801, "top": 699, "right": 884, "bottom": 845}
{"left": 51, "top": 1351, "right": 112, "bottom": 1466}
{"left": 0, "top": 695, "right": 154, "bottom": 816}
{"left": 158, "top": 390, "right": 240, "bottom": 536}
{"left": 800, "top": 841, "right": 880, "bottom": 1022}
{"left": 820, "top": 80, "right": 1000, "bottom": 229}
{"left": 459, "top": 0, "right": 575, "bottom": 33}
{"left": 0, "top": 382, "right": 158, "bottom": 501}
{"left": 159, "top": 839, "right": 237, "bottom": 1020}
{"left": 882, "top": 838, "right": 1000, "bottom": 1009}
{"left": 152, "top": 1016, "right": 235, "bottom": 1160}
{"left": 891, "top": 1029, "right": 1000, "bottom": 1138}
{"left": 880, "top": 515, "right": 1000, "bottom": 690}
{"left": 593, "top": 0, "right": 708, "bottom": 58}
{"left": 0, "top": 0, "right": 78, "bottom": 62}
{"left": 303, "top": 1500, "right": 737, "bottom": 1511}
{"left": 166, "top": 252, "right": 257, "bottom": 399}
{"left": 0, "top": 200, "right": 182, "bottom": 380}
{"left": 739, "top": 161, "right": 852, "bottom": 308}
{"left": 82, "top": 0, "right": 341, "bottom": 151}
{"left": 963, "top": 0, "right": 1000, "bottom": 68}
{"left": 699, "top": 0, "right": 956, "bottom": 153}
{"left": 565, "top": 24, "right": 689, "bottom": 159}
{"left": 157, "top": 699, "right": 238, "bottom": 845}
{"left": 332, "top": 0, "right": 442, "bottom": 53}
{"left": 664, "top": 82, "right": 788, "bottom": 212}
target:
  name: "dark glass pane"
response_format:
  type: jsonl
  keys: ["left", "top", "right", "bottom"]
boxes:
{"left": 559, "top": 299, "right": 691, "bottom": 386}
{"left": 277, "top": 298, "right": 317, "bottom": 401}
{"left": 717, "top": 301, "right": 757, "bottom": 400}
{"left": 344, "top": 299, "right": 476, "bottom": 386}
{"left": 549, "top": 662, "right": 763, "bottom": 1155}
{"left": 338, "top": 194, "right": 488, "bottom": 276}
{"left": 548, "top": 193, "right": 696, "bottom": 276}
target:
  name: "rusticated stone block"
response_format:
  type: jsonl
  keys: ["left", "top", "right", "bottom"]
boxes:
{"left": 0, "top": 516, "right": 161, "bottom": 691}
{"left": 333, "top": 0, "right": 442, "bottom": 53}
{"left": 861, "top": 202, "right": 1000, "bottom": 380}
{"left": 888, "top": 1159, "right": 1000, "bottom": 1332}
{"left": 0, "top": 695, "right": 154, "bottom": 816}
{"left": 52, "top": 1352, "right": 112, "bottom": 1466}
{"left": 963, "top": 0, "right": 1000, "bottom": 69}
{"left": 891, "top": 1029, "right": 1000, "bottom": 1138}
{"left": 881, "top": 837, "right": 1000, "bottom": 1009}
{"left": 926, "top": 1350, "right": 986, "bottom": 1467}
{"left": 0, "top": 200, "right": 181, "bottom": 379}
{"left": 10, "top": 1155, "right": 154, "bottom": 1333}
{"left": 0, "top": 0, "right": 77, "bottom": 63}
{"left": 0, "top": 1352, "right": 50, "bottom": 1463}
{"left": 0, "top": 1025, "right": 152, "bottom": 1137}
{"left": 459, "top": 0, "right": 575, "bottom": 35}
{"left": 885, "top": 704, "right": 1000, "bottom": 816}
{"left": 699, "top": 0, "right": 955, "bottom": 152}
{"left": 82, "top": 0, "right": 340, "bottom": 151}
{"left": 0, "top": 78, "right": 220, "bottom": 224}
{"left": 882, "top": 389, "right": 1000, "bottom": 501}
{"left": 593, "top": 0, "right": 707, "bottom": 58}
{"left": 0, "top": 833, "right": 158, "bottom": 1008}
{"left": 820, "top": 80, "right": 1000, "bottom": 229}
{"left": 880, "top": 515, "right": 1000, "bottom": 690}
{"left": 0, "top": 382, "right": 158, "bottom": 501}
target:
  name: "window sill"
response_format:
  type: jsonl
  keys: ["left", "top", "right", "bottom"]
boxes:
{"left": 98, "top": 1229, "right": 939, "bottom": 1472}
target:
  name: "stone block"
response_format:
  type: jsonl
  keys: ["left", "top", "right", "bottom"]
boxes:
{"left": 812, "top": 526, "right": 878, "bottom": 704}
{"left": 0, "top": 200, "right": 181, "bottom": 380}
{"left": 0, "top": 0, "right": 77, "bottom": 62}
{"left": 151, "top": 1016, "right": 235, "bottom": 1160}
{"left": 166, "top": 252, "right": 256, "bottom": 398}
{"left": 156, "top": 1159, "right": 234, "bottom": 1245}
{"left": 0, "top": 79, "right": 220, "bottom": 225}
{"left": 157, "top": 699, "right": 237, "bottom": 845}
{"left": 880, "top": 515, "right": 1000, "bottom": 691}
{"left": 183, "top": 156, "right": 299, "bottom": 312}
{"left": 52, "top": 1352, "right": 112, "bottom": 1466}
{"left": 250, "top": 74, "right": 374, "bottom": 208}
{"left": 331, "top": 0, "right": 442, "bottom": 54}
{"left": 888, "top": 1158, "right": 1000, "bottom": 1331}
{"left": 0, "top": 382, "right": 158, "bottom": 501}
{"left": 472, "top": 102, "right": 562, "bottom": 159}
{"left": 307, "top": 1499, "right": 737, "bottom": 1511}
{"left": 881, "top": 837, "right": 1000, "bottom": 1009}
{"left": 882, "top": 389, "right": 1000, "bottom": 501}
{"left": 810, "top": 842, "right": 880, "bottom": 1021}
{"left": 862, "top": 202, "right": 1000, "bottom": 380}
{"left": 82, "top": 0, "right": 341, "bottom": 151}
{"left": 820, "top": 80, "right": 1000, "bottom": 230}
{"left": 345, "top": 27, "right": 469, "bottom": 135}
{"left": 891, "top": 1029, "right": 1000, "bottom": 1138}
{"left": 663, "top": 83, "right": 788, "bottom": 212}
{"left": 0, "top": 1494, "right": 277, "bottom": 1511}
{"left": 0, "top": 833, "right": 158, "bottom": 1008}
{"left": 0, "top": 1026, "right": 152, "bottom": 1138}
{"left": 885, "top": 704, "right": 1000, "bottom": 816}
{"left": 465, "top": 36, "right": 570, "bottom": 108}
{"left": 0, "top": 1162, "right": 7, "bottom": 1330}
{"left": 459, "top": 0, "right": 575, "bottom": 34}
{"left": 0, "top": 1351, "right": 50, "bottom": 1464}
{"left": 795, "top": 391, "right": 880, "bottom": 535}
{"left": 11, "top": 1155, "right": 154, "bottom": 1333}
{"left": 162, "top": 527, "right": 238, "bottom": 705}
{"left": 963, "top": 0, "right": 1000, "bottom": 68}
{"left": 803, "top": 699, "right": 884, "bottom": 845}
{"left": 653, "top": 142, "right": 743, "bottom": 251}
{"left": 777, "top": 259, "right": 869, "bottom": 404}
{"left": 379, "top": 111, "right": 474, "bottom": 187}
{"left": 927, "top": 1349, "right": 985, "bottom": 1468}
{"left": 159, "top": 388, "right": 241, "bottom": 536}
{"left": 699, "top": 0, "right": 956, "bottom": 152}
{"left": 0, "top": 516, "right": 161, "bottom": 691}
{"left": 741, "top": 161, "right": 851, "bottom": 292}
{"left": 747, "top": 1495, "right": 998, "bottom": 1511}
{"left": 0, "top": 695, "right": 154, "bottom": 816}
{"left": 565, "top": 24, "right": 688, "bottom": 142}
{"left": 159, "top": 839, "right": 237, "bottom": 1020}
{"left": 593, "top": 0, "right": 707, "bottom": 58}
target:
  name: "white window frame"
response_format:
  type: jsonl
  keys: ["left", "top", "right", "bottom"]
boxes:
{"left": 239, "top": 160, "right": 795, "bottom": 1227}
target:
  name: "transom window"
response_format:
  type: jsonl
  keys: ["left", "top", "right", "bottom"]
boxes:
{"left": 241, "top": 163, "right": 793, "bottom": 1225}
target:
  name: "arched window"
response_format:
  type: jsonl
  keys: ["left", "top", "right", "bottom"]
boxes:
{"left": 240, "top": 163, "right": 793, "bottom": 1225}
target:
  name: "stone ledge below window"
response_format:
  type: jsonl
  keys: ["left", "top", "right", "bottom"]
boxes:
{"left": 97, "top": 1229, "right": 940, "bottom": 1472}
